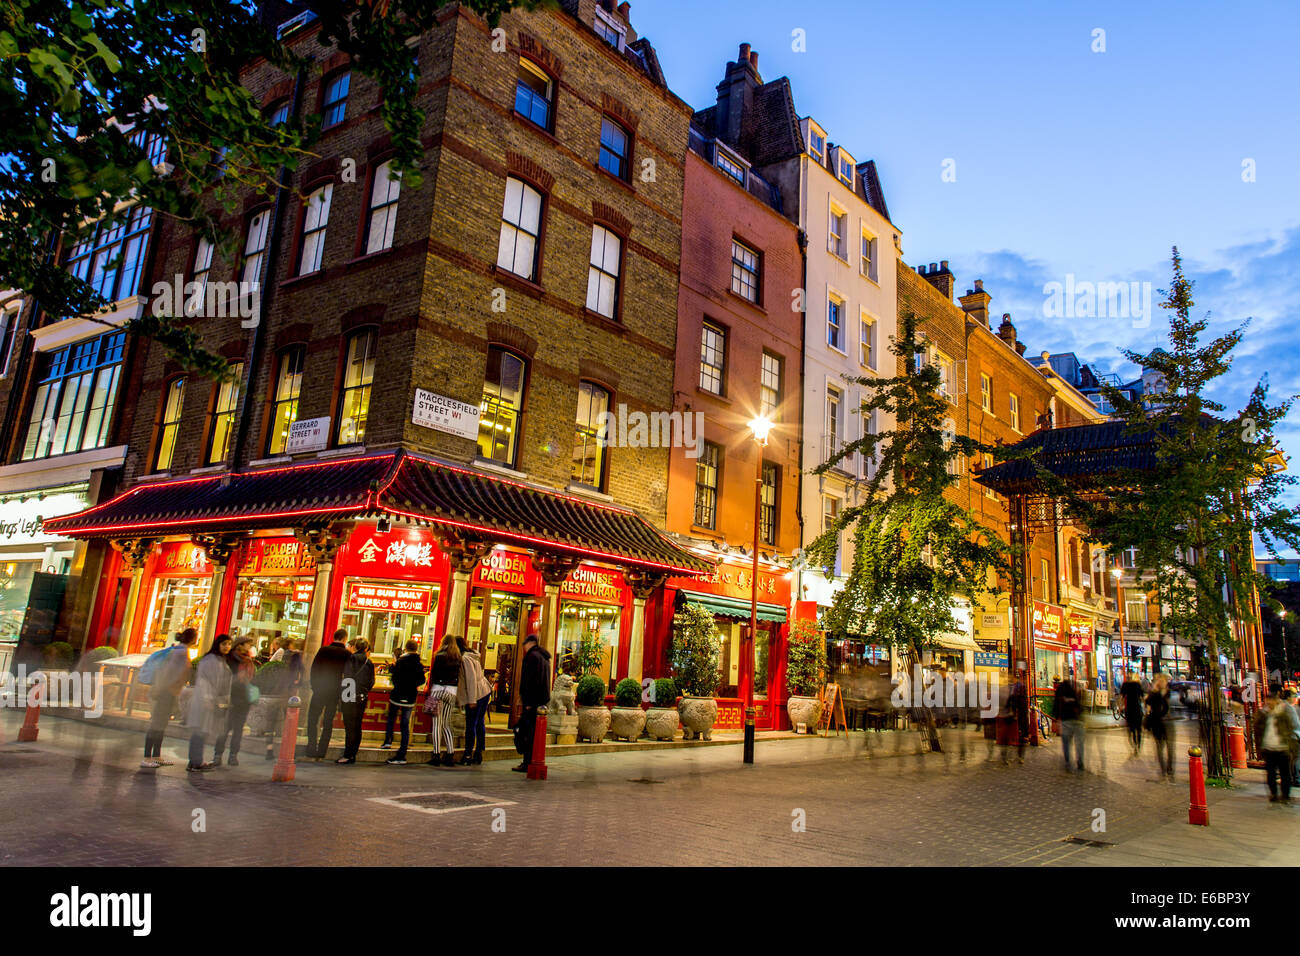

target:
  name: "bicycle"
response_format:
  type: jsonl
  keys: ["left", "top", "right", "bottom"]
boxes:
{"left": 1029, "top": 703, "right": 1052, "bottom": 741}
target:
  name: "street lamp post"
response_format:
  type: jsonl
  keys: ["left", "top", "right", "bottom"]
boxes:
{"left": 744, "top": 414, "right": 774, "bottom": 766}
{"left": 1112, "top": 566, "right": 1126, "bottom": 685}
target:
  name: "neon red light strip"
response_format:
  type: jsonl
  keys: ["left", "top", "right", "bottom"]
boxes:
{"left": 48, "top": 504, "right": 370, "bottom": 537}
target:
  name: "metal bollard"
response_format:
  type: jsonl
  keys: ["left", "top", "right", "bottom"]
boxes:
{"left": 526, "top": 710, "right": 548, "bottom": 781}
{"left": 1187, "top": 745, "right": 1209, "bottom": 826}
{"left": 272, "top": 696, "right": 302, "bottom": 783}
{"left": 17, "top": 675, "right": 42, "bottom": 742}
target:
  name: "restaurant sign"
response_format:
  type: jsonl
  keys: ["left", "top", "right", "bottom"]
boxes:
{"left": 1067, "top": 614, "right": 1095, "bottom": 651}
{"left": 345, "top": 582, "right": 433, "bottom": 614}
{"left": 472, "top": 548, "right": 540, "bottom": 593}
{"left": 336, "top": 524, "right": 449, "bottom": 582}
{"left": 560, "top": 565, "right": 624, "bottom": 605}
{"left": 1032, "top": 600, "right": 1068, "bottom": 648}
{"left": 668, "top": 561, "right": 786, "bottom": 603}
{"left": 238, "top": 537, "right": 316, "bottom": 576}
{"left": 156, "top": 541, "right": 211, "bottom": 576}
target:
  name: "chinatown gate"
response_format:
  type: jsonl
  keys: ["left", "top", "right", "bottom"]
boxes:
{"left": 44, "top": 450, "right": 711, "bottom": 727}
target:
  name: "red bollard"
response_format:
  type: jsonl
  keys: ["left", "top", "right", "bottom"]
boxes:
{"left": 526, "top": 710, "right": 548, "bottom": 781}
{"left": 17, "top": 674, "right": 42, "bottom": 742}
{"left": 1188, "top": 746, "right": 1209, "bottom": 826}
{"left": 1225, "top": 725, "right": 1247, "bottom": 769}
{"left": 272, "top": 696, "right": 302, "bottom": 783}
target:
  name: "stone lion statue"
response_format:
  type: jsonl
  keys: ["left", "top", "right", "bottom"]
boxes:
{"left": 547, "top": 672, "right": 576, "bottom": 716}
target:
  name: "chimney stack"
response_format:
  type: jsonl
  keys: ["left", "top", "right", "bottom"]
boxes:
{"left": 959, "top": 279, "right": 992, "bottom": 327}
{"left": 749, "top": 50, "right": 758, "bottom": 70}
{"left": 618, "top": 1, "right": 630, "bottom": 19}
{"left": 715, "top": 43, "right": 762, "bottom": 148}
{"left": 997, "top": 313, "right": 1018, "bottom": 348}
{"left": 918, "top": 260, "right": 954, "bottom": 300}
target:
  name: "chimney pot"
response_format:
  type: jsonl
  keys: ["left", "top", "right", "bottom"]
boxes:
{"left": 618, "top": 1, "right": 630, "bottom": 18}
{"left": 1015, "top": 341, "right": 1027, "bottom": 356}
{"left": 739, "top": 42, "right": 751, "bottom": 63}
{"left": 749, "top": 50, "right": 759, "bottom": 70}
{"left": 974, "top": 279, "right": 984, "bottom": 292}
{"left": 929, "top": 262, "right": 938, "bottom": 272}
{"left": 940, "top": 260, "right": 949, "bottom": 271}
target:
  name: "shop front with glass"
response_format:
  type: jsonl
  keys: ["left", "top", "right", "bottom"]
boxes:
{"left": 230, "top": 536, "right": 318, "bottom": 655}
{"left": 1031, "top": 599, "right": 1071, "bottom": 704}
{"left": 556, "top": 565, "right": 628, "bottom": 692}
{"left": 140, "top": 541, "right": 214, "bottom": 652}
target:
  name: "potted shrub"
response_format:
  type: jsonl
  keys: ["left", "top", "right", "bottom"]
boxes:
{"left": 42, "top": 641, "right": 75, "bottom": 670}
{"left": 785, "top": 618, "right": 827, "bottom": 732}
{"left": 76, "top": 645, "right": 119, "bottom": 672}
{"left": 609, "top": 676, "right": 646, "bottom": 741}
{"left": 644, "top": 677, "right": 680, "bottom": 740}
{"left": 575, "top": 675, "right": 611, "bottom": 743}
{"left": 670, "top": 603, "right": 721, "bottom": 740}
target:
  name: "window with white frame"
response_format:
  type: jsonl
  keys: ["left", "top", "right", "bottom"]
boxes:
{"left": 497, "top": 177, "right": 543, "bottom": 282}
{"left": 827, "top": 294, "right": 845, "bottom": 351}
{"left": 983, "top": 454, "right": 997, "bottom": 498}
{"left": 980, "top": 372, "right": 992, "bottom": 412}
{"left": 864, "top": 408, "right": 879, "bottom": 479}
{"left": 66, "top": 206, "right": 153, "bottom": 303}
{"left": 943, "top": 417, "right": 960, "bottom": 476}
{"left": 297, "top": 184, "right": 333, "bottom": 275}
{"left": 822, "top": 495, "right": 842, "bottom": 573}
{"left": 240, "top": 209, "right": 271, "bottom": 290}
{"left": 759, "top": 351, "right": 781, "bottom": 421}
{"left": 1009, "top": 392, "right": 1021, "bottom": 432}
{"left": 364, "top": 159, "right": 401, "bottom": 254}
{"left": 936, "top": 350, "right": 956, "bottom": 402}
{"left": 321, "top": 71, "right": 350, "bottom": 129}
{"left": 809, "top": 130, "right": 825, "bottom": 164}
{"left": 0, "top": 302, "right": 19, "bottom": 376}
{"left": 716, "top": 151, "right": 746, "bottom": 186}
{"left": 860, "top": 228, "right": 875, "bottom": 279}
{"left": 826, "top": 385, "right": 842, "bottom": 455}
{"left": 730, "top": 239, "right": 759, "bottom": 302}
{"left": 828, "top": 206, "right": 847, "bottom": 259}
{"left": 699, "top": 322, "right": 726, "bottom": 395}
{"left": 594, "top": 9, "right": 626, "bottom": 49}
{"left": 514, "top": 58, "right": 554, "bottom": 130}
{"left": 586, "top": 225, "right": 621, "bottom": 319}
{"left": 838, "top": 157, "right": 853, "bottom": 188}
{"left": 1039, "top": 558, "right": 1050, "bottom": 600}
{"left": 860, "top": 314, "right": 876, "bottom": 369}
{"left": 22, "top": 332, "right": 126, "bottom": 461}
{"left": 186, "top": 237, "right": 214, "bottom": 316}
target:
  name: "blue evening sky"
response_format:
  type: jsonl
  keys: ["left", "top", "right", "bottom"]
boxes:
{"left": 636, "top": 0, "right": 1300, "bottom": 526}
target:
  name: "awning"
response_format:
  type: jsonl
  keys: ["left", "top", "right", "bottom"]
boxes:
{"left": 41, "top": 449, "right": 711, "bottom": 575}
{"left": 931, "top": 631, "right": 980, "bottom": 653}
{"left": 679, "top": 590, "right": 787, "bottom": 622}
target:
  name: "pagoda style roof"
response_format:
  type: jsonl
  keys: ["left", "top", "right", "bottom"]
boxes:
{"left": 974, "top": 420, "right": 1167, "bottom": 495}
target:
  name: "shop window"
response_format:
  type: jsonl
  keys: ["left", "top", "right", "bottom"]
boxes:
{"left": 231, "top": 576, "right": 315, "bottom": 651}
{"left": 514, "top": 58, "right": 553, "bottom": 130}
{"left": 759, "top": 351, "right": 781, "bottom": 420}
{"left": 297, "top": 183, "right": 333, "bottom": 275}
{"left": 497, "top": 177, "right": 543, "bottom": 282}
{"left": 478, "top": 346, "right": 527, "bottom": 467}
{"left": 699, "top": 322, "right": 726, "bottom": 395}
{"left": 321, "top": 71, "right": 350, "bottom": 129}
{"left": 339, "top": 578, "right": 440, "bottom": 668}
{"left": 730, "top": 239, "right": 759, "bottom": 302}
{"left": 598, "top": 117, "right": 630, "bottom": 180}
{"left": 266, "top": 345, "right": 305, "bottom": 456}
{"left": 469, "top": 589, "right": 523, "bottom": 704}
{"left": 66, "top": 205, "right": 153, "bottom": 303}
{"left": 585, "top": 225, "right": 621, "bottom": 319}
{"left": 558, "top": 600, "right": 620, "bottom": 691}
{"left": 571, "top": 381, "right": 609, "bottom": 490}
{"left": 364, "top": 160, "right": 401, "bottom": 254}
{"left": 143, "top": 577, "right": 211, "bottom": 652}
{"left": 694, "top": 440, "right": 720, "bottom": 529}
{"left": 336, "top": 328, "right": 376, "bottom": 446}
{"left": 240, "top": 208, "right": 271, "bottom": 291}
{"left": 760, "top": 461, "right": 778, "bottom": 546}
{"left": 20, "top": 330, "right": 126, "bottom": 461}
{"left": 154, "top": 377, "right": 186, "bottom": 472}
{"left": 206, "top": 362, "right": 244, "bottom": 465}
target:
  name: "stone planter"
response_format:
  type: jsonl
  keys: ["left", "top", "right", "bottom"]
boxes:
{"left": 677, "top": 695, "right": 718, "bottom": 741}
{"left": 786, "top": 695, "right": 823, "bottom": 733}
{"left": 245, "top": 696, "right": 285, "bottom": 736}
{"left": 644, "top": 706, "right": 680, "bottom": 741}
{"left": 577, "top": 705, "right": 611, "bottom": 743}
{"left": 609, "top": 706, "right": 646, "bottom": 742}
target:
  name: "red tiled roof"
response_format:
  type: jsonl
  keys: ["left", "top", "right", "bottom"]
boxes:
{"left": 43, "top": 450, "right": 710, "bottom": 574}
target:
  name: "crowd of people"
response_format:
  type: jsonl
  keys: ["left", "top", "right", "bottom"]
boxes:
{"left": 142, "top": 626, "right": 551, "bottom": 774}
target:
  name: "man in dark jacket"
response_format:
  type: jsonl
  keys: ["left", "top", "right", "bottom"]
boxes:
{"left": 1054, "top": 675, "right": 1085, "bottom": 772}
{"left": 1120, "top": 670, "right": 1144, "bottom": 757}
{"left": 338, "top": 638, "right": 375, "bottom": 764}
{"left": 306, "top": 628, "right": 353, "bottom": 759}
{"left": 513, "top": 634, "right": 551, "bottom": 773}
{"left": 383, "top": 639, "right": 427, "bottom": 765}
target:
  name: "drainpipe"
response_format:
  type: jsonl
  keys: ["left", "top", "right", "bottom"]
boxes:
{"left": 230, "top": 66, "right": 306, "bottom": 470}
{"left": 795, "top": 226, "right": 808, "bottom": 604}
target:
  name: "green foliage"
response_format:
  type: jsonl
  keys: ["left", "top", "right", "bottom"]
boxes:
{"left": 78, "top": 645, "right": 120, "bottom": 669}
{"left": 669, "top": 603, "right": 721, "bottom": 697}
{"left": 614, "top": 677, "right": 642, "bottom": 708}
{"left": 808, "top": 311, "right": 1015, "bottom": 663}
{"left": 42, "top": 641, "right": 75, "bottom": 668}
{"left": 785, "top": 618, "right": 827, "bottom": 696}
{"left": 253, "top": 659, "right": 289, "bottom": 695}
{"left": 651, "top": 677, "right": 678, "bottom": 707}
{"left": 574, "top": 675, "right": 606, "bottom": 708}
{"left": 570, "top": 633, "right": 608, "bottom": 678}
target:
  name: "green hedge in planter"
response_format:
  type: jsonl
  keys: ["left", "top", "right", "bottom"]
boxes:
{"left": 785, "top": 618, "right": 827, "bottom": 696}
{"left": 614, "top": 677, "right": 642, "bottom": 707}
{"left": 652, "top": 677, "right": 678, "bottom": 707}
{"left": 575, "top": 675, "right": 606, "bottom": 707}
{"left": 669, "top": 602, "right": 721, "bottom": 697}
{"left": 78, "top": 645, "right": 119, "bottom": 669}
{"left": 42, "top": 642, "right": 75, "bottom": 669}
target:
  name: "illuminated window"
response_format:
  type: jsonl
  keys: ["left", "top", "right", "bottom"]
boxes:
{"left": 21, "top": 331, "right": 125, "bottom": 461}
{"left": 155, "top": 377, "right": 186, "bottom": 472}
{"left": 760, "top": 352, "right": 781, "bottom": 420}
{"left": 514, "top": 58, "right": 553, "bottom": 130}
{"left": 297, "top": 184, "right": 333, "bottom": 275}
{"left": 585, "top": 225, "right": 621, "bottom": 318}
{"left": 364, "top": 160, "right": 401, "bottom": 254}
{"left": 336, "top": 329, "right": 376, "bottom": 446}
{"left": 497, "top": 177, "right": 543, "bottom": 282}
{"left": 571, "top": 381, "right": 610, "bottom": 489}
{"left": 266, "top": 346, "right": 304, "bottom": 456}
{"left": 694, "top": 441, "right": 721, "bottom": 529}
{"left": 206, "top": 363, "right": 244, "bottom": 465}
{"left": 478, "top": 347, "right": 526, "bottom": 467}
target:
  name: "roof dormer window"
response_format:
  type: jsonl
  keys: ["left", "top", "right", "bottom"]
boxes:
{"left": 715, "top": 144, "right": 748, "bottom": 186}
{"left": 809, "top": 130, "right": 825, "bottom": 164}
{"left": 594, "top": 9, "right": 626, "bottom": 50}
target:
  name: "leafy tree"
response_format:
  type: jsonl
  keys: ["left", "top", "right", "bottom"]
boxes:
{"left": 1049, "top": 248, "right": 1300, "bottom": 781}
{"left": 0, "top": 0, "right": 547, "bottom": 379}
{"left": 808, "top": 311, "right": 1015, "bottom": 751}
{"left": 669, "top": 602, "right": 721, "bottom": 697}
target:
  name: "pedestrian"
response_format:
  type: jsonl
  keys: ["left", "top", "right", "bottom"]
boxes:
{"left": 382, "top": 639, "right": 426, "bottom": 765}
{"left": 1145, "top": 672, "right": 1174, "bottom": 781}
{"left": 1120, "top": 669, "right": 1144, "bottom": 757}
{"left": 213, "top": 636, "right": 257, "bottom": 765}
{"left": 306, "top": 628, "right": 352, "bottom": 759}
{"left": 186, "top": 634, "right": 233, "bottom": 772}
{"left": 1253, "top": 688, "right": 1300, "bottom": 803}
{"left": 1054, "top": 674, "right": 1085, "bottom": 772}
{"left": 1008, "top": 670, "right": 1029, "bottom": 764}
{"left": 512, "top": 633, "right": 551, "bottom": 773}
{"left": 424, "top": 633, "right": 462, "bottom": 768}
{"left": 1285, "top": 689, "right": 1300, "bottom": 787}
{"left": 140, "top": 627, "right": 197, "bottom": 769}
{"left": 337, "top": 638, "right": 374, "bottom": 764}
{"left": 268, "top": 636, "right": 287, "bottom": 662}
{"left": 456, "top": 636, "right": 493, "bottom": 765}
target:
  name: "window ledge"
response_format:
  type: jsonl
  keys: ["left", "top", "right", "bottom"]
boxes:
{"left": 826, "top": 251, "right": 850, "bottom": 267}
{"left": 318, "top": 445, "right": 364, "bottom": 459}
{"left": 247, "top": 455, "right": 293, "bottom": 469}
{"left": 189, "top": 464, "right": 227, "bottom": 475}
{"left": 695, "top": 386, "right": 730, "bottom": 405}
{"left": 345, "top": 248, "right": 395, "bottom": 268}
{"left": 826, "top": 343, "right": 848, "bottom": 357}
{"left": 473, "top": 458, "right": 528, "bottom": 480}
{"left": 565, "top": 483, "right": 613, "bottom": 503}
{"left": 279, "top": 270, "right": 325, "bottom": 292}
{"left": 859, "top": 272, "right": 880, "bottom": 288}
{"left": 490, "top": 266, "right": 544, "bottom": 299}
{"left": 511, "top": 110, "right": 560, "bottom": 144}
{"left": 581, "top": 307, "right": 624, "bottom": 331}
{"left": 725, "top": 289, "right": 765, "bottom": 313}
{"left": 594, "top": 164, "right": 635, "bottom": 193}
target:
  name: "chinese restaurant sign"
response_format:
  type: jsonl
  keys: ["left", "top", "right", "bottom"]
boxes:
{"left": 667, "top": 561, "right": 787, "bottom": 603}
{"left": 1067, "top": 614, "right": 1095, "bottom": 651}
{"left": 472, "top": 548, "right": 541, "bottom": 594}
{"left": 1032, "top": 601, "right": 1069, "bottom": 649}
{"left": 238, "top": 537, "right": 317, "bottom": 577}
{"left": 336, "top": 525, "right": 449, "bottom": 582}
{"left": 345, "top": 582, "right": 433, "bottom": 614}
{"left": 560, "top": 565, "right": 624, "bottom": 605}
{"left": 156, "top": 541, "right": 211, "bottom": 576}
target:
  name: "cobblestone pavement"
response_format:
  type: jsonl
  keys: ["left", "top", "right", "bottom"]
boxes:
{"left": 1, "top": 711, "right": 1294, "bottom": 866}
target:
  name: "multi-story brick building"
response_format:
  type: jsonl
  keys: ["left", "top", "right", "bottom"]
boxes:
{"left": 46, "top": 1, "right": 712, "bottom": 728}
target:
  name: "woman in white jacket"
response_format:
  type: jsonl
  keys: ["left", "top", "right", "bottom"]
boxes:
{"left": 186, "top": 634, "right": 233, "bottom": 772}
{"left": 456, "top": 637, "right": 493, "bottom": 765}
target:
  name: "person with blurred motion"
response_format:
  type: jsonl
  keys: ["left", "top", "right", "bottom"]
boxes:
{"left": 186, "top": 634, "right": 233, "bottom": 772}
{"left": 1254, "top": 688, "right": 1300, "bottom": 803}
{"left": 1145, "top": 673, "right": 1174, "bottom": 781}
{"left": 213, "top": 636, "right": 257, "bottom": 765}
{"left": 1054, "top": 674, "right": 1085, "bottom": 772}
{"left": 306, "top": 628, "right": 352, "bottom": 759}
{"left": 1120, "top": 670, "right": 1145, "bottom": 757}
{"left": 141, "top": 628, "right": 197, "bottom": 769}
